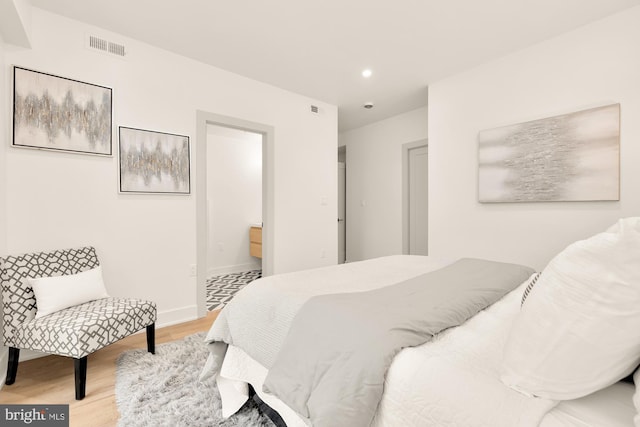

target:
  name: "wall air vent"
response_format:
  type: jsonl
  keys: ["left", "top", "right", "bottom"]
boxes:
{"left": 87, "top": 35, "right": 127, "bottom": 58}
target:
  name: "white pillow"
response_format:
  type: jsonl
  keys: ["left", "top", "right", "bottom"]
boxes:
{"left": 501, "top": 217, "right": 640, "bottom": 400}
{"left": 634, "top": 369, "right": 640, "bottom": 427}
{"left": 29, "top": 266, "right": 110, "bottom": 319}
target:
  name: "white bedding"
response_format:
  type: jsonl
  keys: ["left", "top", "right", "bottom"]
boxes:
{"left": 370, "top": 280, "right": 554, "bottom": 427}
{"left": 539, "top": 382, "right": 635, "bottom": 427}
{"left": 203, "top": 255, "right": 456, "bottom": 373}
{"left": 211, "top": 257, "right": 634, "bottom": 426}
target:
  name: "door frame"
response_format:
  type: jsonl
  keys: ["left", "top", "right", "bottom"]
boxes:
{"left": 338, "top": 161, "right": 346, "bottom": 263}
{"left": 402, "top": 139, "right": 428, "bottom": 255}
{"left": 196, "top": 110, "right": 274, "bottom": 317}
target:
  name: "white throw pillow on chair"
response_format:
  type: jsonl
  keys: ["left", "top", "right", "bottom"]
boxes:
{"left": 29, "top": 265, "right": 110, "bottom": 318}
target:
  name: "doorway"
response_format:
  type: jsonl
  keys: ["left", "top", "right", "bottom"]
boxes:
{"left": 206, "top": 125, "right": 262, "bottom": 274}
{"left": 402, "top": 140, "right": 428, "bottom": 255}
{"left": 205, "top": 125, "right": 263, "bottom": 309}
{"left": 196, "top": 111, "right": 274, "bottom": 317}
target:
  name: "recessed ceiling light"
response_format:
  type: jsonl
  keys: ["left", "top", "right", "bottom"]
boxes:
{"left": 361, "top": 69, "right": 373, "bottom": 78}
{"left": 363, "top": 102, "right": 374, "bottom": 109}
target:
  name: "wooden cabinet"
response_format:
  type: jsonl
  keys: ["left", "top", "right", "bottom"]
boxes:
{"left": 250, "top": 226, "right": 262, "bottom": 258}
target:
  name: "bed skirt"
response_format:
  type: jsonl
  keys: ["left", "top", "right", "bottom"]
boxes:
{"left": 218, "top": 344, "right": 308, "bottom": 426}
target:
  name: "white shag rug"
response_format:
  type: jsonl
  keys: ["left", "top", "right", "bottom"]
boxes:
{"left": 115, "top": 332, "right": 274, "bottom": 427}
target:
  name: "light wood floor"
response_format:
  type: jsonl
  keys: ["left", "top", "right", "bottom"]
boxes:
{"left": 0, "top": 310, "right": 219, "bottom": 427}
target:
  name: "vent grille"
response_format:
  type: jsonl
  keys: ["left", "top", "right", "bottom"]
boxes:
{"left": 89, "top": 36, "right": 108, "bottom": 51}
{"left": 310, "top": 105, "right": 319, "bottom": 113}
{"left": 108, "top": 42, "right": 126, "bottom": 56}
{"left": 87, "top": 35, "right": 126, "bottom": 57}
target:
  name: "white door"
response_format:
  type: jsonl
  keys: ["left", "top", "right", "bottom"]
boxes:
{"left": 338, "top": 162, "right": 346, "bottom": 263}
{"left": 408, "top": 146, "right": 428, "bottom": 255}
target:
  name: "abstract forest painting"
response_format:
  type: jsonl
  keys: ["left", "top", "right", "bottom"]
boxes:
{"left": 13, "top": 67, "right": 112, "bottom": 155}
{"left": 478, "top": 104, "right": 620, "bottom": 203}
{"left": 119, "top": 127, "right": 191, "bottom": 194}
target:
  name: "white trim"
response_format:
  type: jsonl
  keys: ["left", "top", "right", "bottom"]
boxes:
{"left": 156, "top": 305, "right": 198, "bottom": 328}
{"left": 14, "top": 348, "right": 47, "bottom": 362}
{"left": 0, "top": 347, "right": 7, "bottom": 389}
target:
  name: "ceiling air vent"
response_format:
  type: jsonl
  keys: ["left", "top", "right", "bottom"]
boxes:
{"left": 310, "top": 105, "right": 319, "bottom": 114}
{"left": 87, "top": 35, "right": 127, "bottom": 58}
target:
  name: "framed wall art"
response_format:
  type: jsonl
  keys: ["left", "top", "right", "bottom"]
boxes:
{"left": 119, "top": 126, "right": 191, "bottom": 194}
{"left": 478, "top": 104, "right": 620, "bottom": 203}
{"left": 13, "top": 66, "right": 112, "bottom": 156}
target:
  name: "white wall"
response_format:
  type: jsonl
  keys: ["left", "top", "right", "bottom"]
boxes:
{"left": 0, "top": 35, "right": 7, "bottom": 256}
{"left": 0, "top": 34, "right": 7, "bottom": 384}
{"left": 207, "top": 125, "right": 262, "bottom": 275}
{"left": 339, "top": 106, "right": 427, "bottom": 261}
{"left": 3, "top": 7, "right": 338, "bottom": 327}
{"left": 428, "top": 6, "right": 640, "bottom": 270}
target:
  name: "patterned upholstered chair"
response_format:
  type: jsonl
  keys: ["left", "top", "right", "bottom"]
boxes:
{"left": 0, "top": 246, "right": 157, "bottom": 400}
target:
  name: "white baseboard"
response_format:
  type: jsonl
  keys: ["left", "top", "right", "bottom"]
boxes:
{"left": 16, "top": 348, "right": 48, "bottom": 362}
{"left": 0, "top": 346, "right": 7, "bottom": 390}
{"left": 207, "top": 262, "right": 261, "bottom": 277}
{"left": 11, "top": 304, "right": 201, "bottom": 363}
{"left": 156, "top": 304, "right": 199, "bottom": 328}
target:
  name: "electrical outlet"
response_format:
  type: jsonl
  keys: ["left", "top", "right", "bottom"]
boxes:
{"left": 189, "top": 264, "right": 197, "bottom": 277}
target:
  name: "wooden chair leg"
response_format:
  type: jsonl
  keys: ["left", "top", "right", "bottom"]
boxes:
{"left": 147, "top": 323, "right": 155, "bottom": 354}
{"left": 5, "top": 347, "right": 20, "bottom": 385}
{"left": 74, "top": 356, "right": 87, "bottom": 400}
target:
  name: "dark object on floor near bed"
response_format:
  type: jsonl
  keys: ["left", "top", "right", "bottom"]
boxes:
{"left": 249, "top": 385, "right": 287, "bottom": 427}
{"left": 0, "top": 246, "right": 157, "bottom": 400}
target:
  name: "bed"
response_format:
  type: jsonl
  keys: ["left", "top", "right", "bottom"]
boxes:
{"left": 201, "top": 218, "right": 640, "bottom": 427}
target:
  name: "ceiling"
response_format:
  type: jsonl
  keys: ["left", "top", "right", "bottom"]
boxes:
{"left": 31, "top": 0, "right": 640, "bottom": 131}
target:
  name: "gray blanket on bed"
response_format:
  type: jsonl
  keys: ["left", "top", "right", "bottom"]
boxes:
{"left": 262, "top": 258, "right": 534, "bottom": 427}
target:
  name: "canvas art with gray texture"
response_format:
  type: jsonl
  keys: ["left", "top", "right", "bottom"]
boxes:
{"left": 119, "top": 127, "right": 190, "bottom": 194}
{"left": 478, "top": 104, "right": 619, "bottom": 203}
{"left": 13, "top": 67, "right": 112, "bottom": 155}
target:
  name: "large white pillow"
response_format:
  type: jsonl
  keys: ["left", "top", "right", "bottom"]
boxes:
{"left": 501, "top": 217, "right": 640, "bottom": 400}
{"left": 29, "top": 266, "right": 110, "bottom": 319}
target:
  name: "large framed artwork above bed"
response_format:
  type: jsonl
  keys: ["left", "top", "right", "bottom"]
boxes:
{"left": 478, "top": 104, "right": 620, "bottom": 203}
{"left": 200, "top": 217, "right": 640, "bottom": 427}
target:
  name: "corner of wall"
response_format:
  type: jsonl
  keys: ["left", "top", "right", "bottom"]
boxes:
{"left": 0, "top": 0, "right": 32, "bottom": 48}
